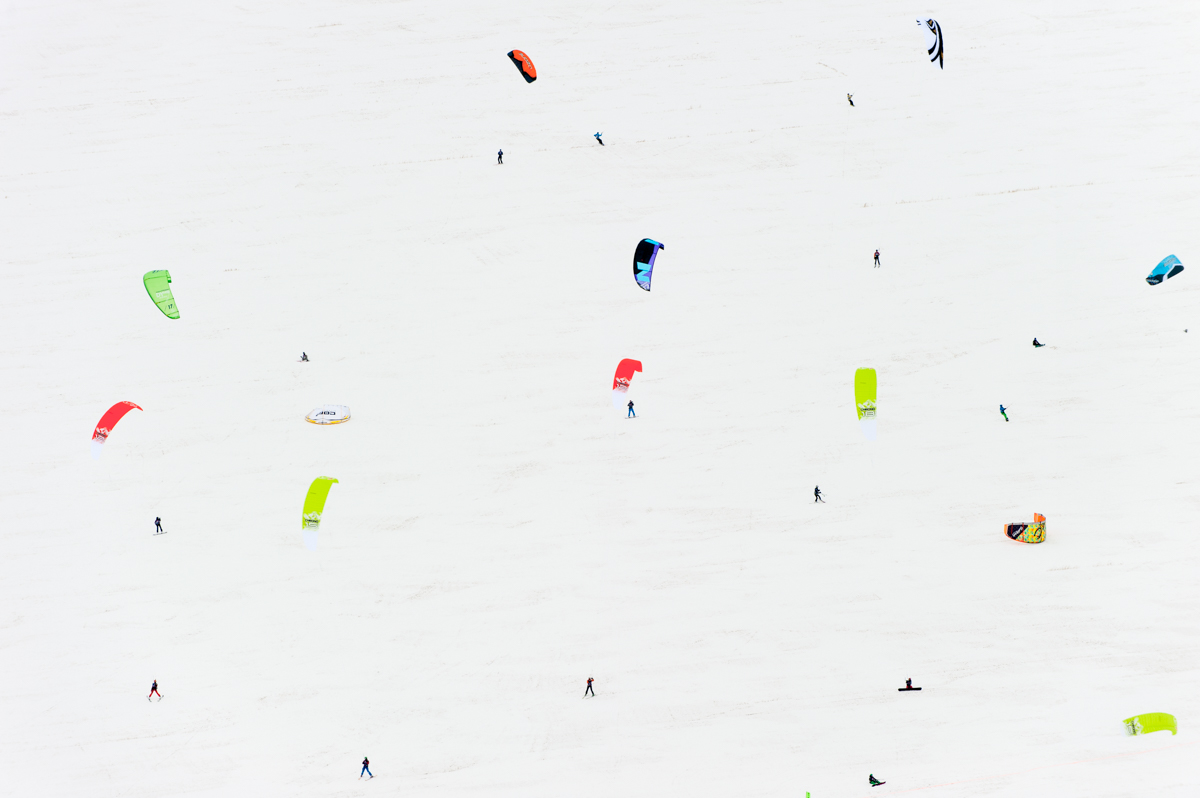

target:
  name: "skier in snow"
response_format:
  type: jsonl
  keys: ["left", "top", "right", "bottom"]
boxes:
{"left": 869, "top": 774, "right": 884, "bottom": 787}
{"left": 627, "top": 400, "right": 635, "bottom": 418}
{"left": 1032, "top": 338, "right": 1044, "bottom": 348}
{"left": 594, "top": 132, "right": 604, "bottom": 146}
{"left": 1000, "top": 404, "right": 1009, "bottom": 422}
{"left": 360, "top": 757, "right": 372, "bottom": 779}
{"left": 585, "top": 677, "right": 595, "bottom": 697}
{"left": 301, "top": 352, "right": 309, "bottom": 361}
{"left": 497, "top": 149, "right": 503, "bottom": 164}
{"left": 814, "top": 486, "right": 825, "bottom": 503}
{"left": 847, "top": 93, "right": 854, "bottom": 107}
{"left": 873, "top": 249, "right": 880, "bottom": 267}
{"left": 154, "top": 517, "right": 163, "bottom": 534}
{"left": 148, "top": 680, "right": 161, "bottom": 700}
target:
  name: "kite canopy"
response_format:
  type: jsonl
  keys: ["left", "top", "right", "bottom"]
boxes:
{"left": 918, "top": 18, "right": 944, "bottom": 69}
{"left": 1124, "top": 713, "right": 1177, "bottom": 736}
{"left": 612, "top": 359, "right": 643, "bottom": 409}
{"left": 854, "top": 368, "right": 877, "bottom": 440}
{"left": 507, "top": 50, "right": 537, "bottom": 82}
{"left": 633, "top": 239, "right": 664, "bottom": 291}
{"left": 1146, "top": 254, "right": 1183, "bottom": 285}
{"left": 143, "top": 270, "right": 179, "bottom": 319}
{"left": 306, "top": 405, "right": 351, "bottom": 425}
{"left": 91, "top": 401, "right": 143, "bottom": 459}
{"left": 1005, "top": 513, "right": 1046, "bottom": 543}
{"left": 302, "top": 476, "right": 338, "bottom": 550}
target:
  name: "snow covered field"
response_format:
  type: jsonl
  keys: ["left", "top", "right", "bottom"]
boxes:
{"left": 2, "top": 1, "right": 1198, "bottom": 795}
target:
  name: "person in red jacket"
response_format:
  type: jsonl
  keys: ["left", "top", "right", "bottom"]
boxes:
{"left": 584, "top": 677, "right": 595, "bottom": 697}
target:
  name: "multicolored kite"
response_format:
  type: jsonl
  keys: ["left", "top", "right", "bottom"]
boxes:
{"left": 633, "top": 239, "right": 664, "bottom": 291}
{"left": 507, "top": 50, "right": 537, "bottom": 83}
{"left": 918, "top": 19, "right": 944, "bottom": 69}
{"left": 854, "top": 368, "right": 877, "bottom": 440}
{"left": 1146, "top": 255, "right": 1183, "bottom": 285}
{"left": 612, "top": 359, "right": 643, "bottom": 409}
{"left": 1005, "top": 513, "right": 1046, "bottom": 544}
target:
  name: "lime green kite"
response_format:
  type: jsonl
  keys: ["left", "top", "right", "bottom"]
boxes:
{"left": 143, "top": 270, "right": 179, "bottom": 319}
{"left": 855, "top": 368, "right": 877, "bottom": 440}
{"left": 1124, "top": 713, "right": 1176, "bottom": 736}
{"left": 302, "top": 476, "right": 338, "bottom": 550}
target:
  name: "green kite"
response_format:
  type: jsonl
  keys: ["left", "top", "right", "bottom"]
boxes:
{"left": 302, "top": 476, "right": 338, "bottom": 550}
{"left": 143, "top": 270, "right": 179, "bottom": 319}
{"left": 1124, "top": 713, "right": 1176, "bottom": 736}
{"left": 855, "top": 368, "right": 877, "bottom": 440}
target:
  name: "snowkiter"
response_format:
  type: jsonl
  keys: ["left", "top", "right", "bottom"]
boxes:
{"left": 873, "top": 250, "right": 880, "bottom": 267}
{"left": 148, "top": 680, "right": 161, "bottom": 700}
{"left": 1032, "top": 338, "right": 1044, "bottom": 347}
{"left": 301, "top": 352, "right": 309, "bottom": 361}
{"left": 497, "top": 149, "right": 503, "bottom": 164}
{"left": 594, "top": 132, "right": 604, "bottom": 145}
{"left": 627, "top": 401, "right": 635, "bottom": 418}
{"left": 847, "top": 93, "right": 854, "bottom": 107}
{"left": 361, "top": 757, "right": 372, "bottom": 779}
{"left": 870, "top": 774, "right": 884, "bottom": 787}
{"left": 1000, "top": 405, "right": 1009, "bottom": 422}
{"left": 585, "top": 677, "right": 595, "bottom": 697}
{"left": 906, "top": 678, "right": 912, "bottom": 688}
{"left": 814, "top": 486, "right": 825, "bottom": 503}
{"left": 154, "top": 517, "right": 163, "bottom": 534}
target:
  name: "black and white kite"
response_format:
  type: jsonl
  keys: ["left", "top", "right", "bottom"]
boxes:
{"left": 918, "top": 18, "right": 943, "bottom": 69}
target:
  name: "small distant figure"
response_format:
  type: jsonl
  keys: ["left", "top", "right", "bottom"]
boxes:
{"left": 154, "top": 517, "right": 164, "bottom": 535}
{"left": 1032, "top": 338, "right": 1044, "bottom": 348}
{"left": 300, "top": 352, "right": 309, "bottom": 361}
{"left": 360, "top": 757, "right": 372, "bottom": 779}
{"left": 869, "top": 774, "right": 885, "bottom": 787}
{"left": 627, "top": 400, "right": 635, "bottom": 418}
{"left": 899, "top": 677, "right": 921, "bottom": 691}
{"left": 497, "top": 149, "right": 503, "bottom": 164}
{"left": 585, "top": 677, "right": 595, "bottom": 697}
{"left": 847, "top": 93, "right": 854, "bottom": 107}
{"left": 906, "top": 678, "right": 912, "bottom": 688}
{"left": 814, "top": 486, "right": 825, "bottom": 503}
{"left": 148, "top": 680, "right": 161, "bottom": 701}
{"left": 873, "top": 249, "right": 880, "bottom": 267}
{"left": 594, "top": 132, "right": 604, "bottom": 146}
{"left": 1000, "top": 404, "right": 1009, "bottom": 422}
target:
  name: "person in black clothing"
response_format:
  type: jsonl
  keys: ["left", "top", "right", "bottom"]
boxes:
{"left": 585, "top": 677, "right": 595, "bottom": 697}
{"left": 1032, "top": 338, "right": 1044, "bottom": 347}
{"left": 873, "top": 249, "right": 880, "bottom": 267}
{"left": 906, "top": 678, "right": 912, "bottom": 688}
{"left": 869, "top": 774, "right": 884, "bottom": 786}
{"left": 627, "top": 400, "right": 635, "bottom": 418}
{"left": 300, "top": 352, "right": 309, "bottom": 361}
{"left": 814, "top": 486, "right": 825, "bottom": 503}
{"left": 154, "top": 517, "right": 163, "bottom": 534}
{"left": 847, "top": 93, "right": 854, "bottom": 107}
{"left": 497, "top": 149, "right": 503, "bottom": 164}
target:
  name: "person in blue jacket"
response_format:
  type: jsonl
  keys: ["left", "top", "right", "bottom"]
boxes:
{"left": 594, "top": 132, "right": 604, "bottom": 146}
{"left": 1000, "top": 405, "right": 1009, "bottom": 422}
{"left": 497, "top": 149, "right": 503, "bottom": 164}
{"left": 360, "top": 757, "right": 372, "bottom": 779}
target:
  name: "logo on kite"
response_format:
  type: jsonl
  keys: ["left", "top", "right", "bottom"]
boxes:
{"left": 507, "top": 50, "right": 537, "bottom": 83}
{"left": 633, "top": 239, "right": 664, "bottom": 291}
{"left": 1004, "top": 513, "right": 1046, "bottom": 543}
{"left": 1124, "top": 713, "right": 1176, "bottom": 736}
{"left": 305, "top": 405, "right": 351, "bottom": 425}
{"left": 1146, "top": 254, "right": 1183, "bottom": 285}
{"left": 143, "top": 270, "right": 179, "bottom": 319}
{"left": 91, "top": 401, "right": 143, "bottom": 459}
{"left": 302, "top": 476, "right": 338, "bottom": 550}
{"left": 612, "top": 359, "right": 643, "bottom": 409}
{"left": 918, "top": 19, "right": 943, "bottom": 69}
{"left": 854, "top": 368, "right": 877, "bottom": 440}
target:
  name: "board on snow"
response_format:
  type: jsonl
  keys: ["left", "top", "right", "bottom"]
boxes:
{"left": 871, "top": 781, "right": 885, "bottom": 787}
{"left": 898, "top": 687, "right": 922, "bottom": 691}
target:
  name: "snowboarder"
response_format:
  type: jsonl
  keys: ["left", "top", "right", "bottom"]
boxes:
{"left": 1032, "top": 338, "right": 1044, "bottom": 348}
{"left": 360, "top": 757, "right": 372, "bottom": 779}
{"left": 814, "top": 486, "right": 825, "bottom": 503}
{"left": 154, "top": 517, "right": 163, "bottom": 535}
{"left": 1000, "top": 404, "right": 1009, "bottom": 422}
{"left": 847, "top": 93, "right": 854, "bottom": 107}
{"left": 497, "top": 149, "right": 503, "bottom": 164}
{"left": 594, "top": 132, "right": 604, "bottom": 146}
{"left": 627, "top": 400, "right": 635, "bottom": 418}
{"left": 148, "top": 680, "right": 161, "bottom": 700}
{"left": 300, "top": 352, "right": 309, "bottom": 361}
{"left": 905, "top": 678, "right": 912, "bottom": 688}
{"left": 873, "top": 249, "right": 880, "bottom": 267}
{"left": 869, "top": 774, "right": 885, "bottom": 787}
{"left": 585, "top": 677, "right": 595, "bottom": 697}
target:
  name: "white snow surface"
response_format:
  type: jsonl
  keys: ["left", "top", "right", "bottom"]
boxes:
{"left": 2, "top": 1, "right": 1198, "bottom": 796}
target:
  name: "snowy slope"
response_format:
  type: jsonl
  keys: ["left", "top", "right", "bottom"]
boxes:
{"left": 1, "top": 1, "right": 1198, "bottom": 796}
